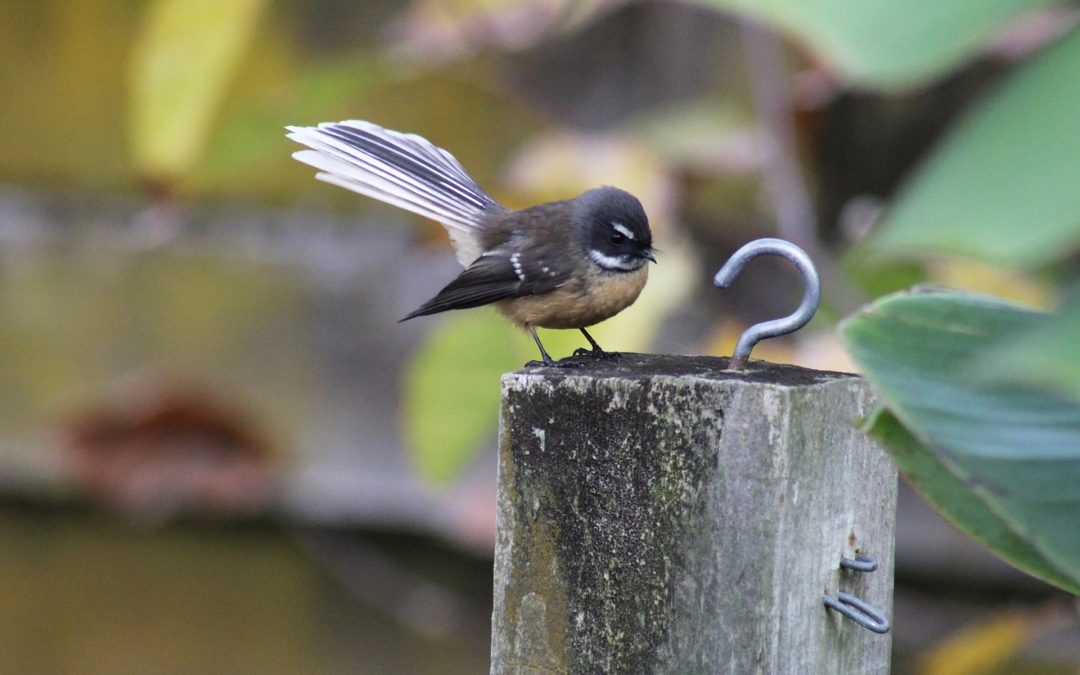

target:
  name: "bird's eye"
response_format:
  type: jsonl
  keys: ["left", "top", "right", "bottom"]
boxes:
{"left": 609, "top": 221, "right": 634, "bottom": 246}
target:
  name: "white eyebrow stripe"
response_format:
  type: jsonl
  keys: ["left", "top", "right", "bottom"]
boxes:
{"left": 612, "top": 222, "right": 634, "bottom": 240}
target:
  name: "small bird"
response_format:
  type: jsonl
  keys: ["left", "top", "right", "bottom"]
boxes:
{"left": 287, "top": 120, "right": 655, "bottom": 366}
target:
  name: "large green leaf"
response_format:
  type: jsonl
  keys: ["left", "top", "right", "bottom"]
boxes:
{"left": 841, "top": 290, "right": 1080, "bottom": 594}
{"left": 867, "top": 26, "right": 1080, "bottom": 267}
{"left": 694, "top": 0, "right": 1060, "bottom": 88}
{"left": 975, "top": 284, "right": 1080, "bottom": 404}
{"left": 862, "top": 408, "right": 1080, "bottom": 593}
{"left": 129, "top": 0, "right": 268, "bottom": 183}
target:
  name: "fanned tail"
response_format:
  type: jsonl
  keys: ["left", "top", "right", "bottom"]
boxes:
{"left": 287, "top": 120, "right": 503, "bottom": 265}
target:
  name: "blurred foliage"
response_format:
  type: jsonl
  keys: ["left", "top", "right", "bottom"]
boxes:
{"left": 695, "top": 0, "right": 1065, "bottom": 88}
{"left": 846, "top": 293, "right": 1080, "bottom": 595}
{"left": 865, "top": 27, "right": 1080, "bottom": 267}
{"left": 404, "top": 309, "right": 516, "bottom": 484}
{"left": 199, "top": 62, "right": 545, "bottom": 201}
{"left": 129, "top": 0, "right": 268, "bottom": 187}
{"left": 865, "top": 409, "right": 1079, "bottom": 596}
{"left": 808, "top": 0, "right": 1080, "bottom": 594}
{"left": 0, "top": 508, "right": 491, "bottom": 673}
{"left": 0, "top": 0, "right": 136, "bottom": 186}
{"left": 0, "top": 510, "right": 320, "bottom": 673}
{"left": 978, "top": 286, "right": 1080, "bottom": 404}
{"left": 0, "top": 1, "right": 543, "bottom": 199}
{"left": 918, "top": 601, "right": 1078, "bottom": 675}
{"left": 0, "top": 248, "right": 316, "bottom": 462}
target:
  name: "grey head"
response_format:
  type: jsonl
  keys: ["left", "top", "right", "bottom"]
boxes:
{"left": 571, "top": 186, "right": 655, "bottom": 272}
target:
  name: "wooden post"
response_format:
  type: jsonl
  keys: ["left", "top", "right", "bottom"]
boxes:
{"left": 491, "top": 354, "right": 896, "bottom": 674}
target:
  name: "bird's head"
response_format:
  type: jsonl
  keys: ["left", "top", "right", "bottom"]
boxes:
{"left": 572, "top": 187, "right": 655, "bottom": 273}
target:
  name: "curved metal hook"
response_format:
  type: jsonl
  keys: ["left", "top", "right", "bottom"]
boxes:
{"left": 823, "top": 592, "right": 891, "bottom": 634}
{"left": 713, "top": 238, "right": 820, "bottom": 369}
{"left": 840, "top": 555, "right": 879, "bottom": 573}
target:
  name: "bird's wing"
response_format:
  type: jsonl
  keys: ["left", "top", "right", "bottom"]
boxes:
{"left": 401, "top": 245, "right": 570, "bottom": 320}
{"left": 287, "top": 120, "right": 504, "bottom": 265}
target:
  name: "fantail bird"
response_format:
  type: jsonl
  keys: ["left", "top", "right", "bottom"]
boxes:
{"left": 286, "top": 120, "right": 655, "bottom": 366}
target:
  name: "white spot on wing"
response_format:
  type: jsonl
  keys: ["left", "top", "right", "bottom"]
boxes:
{"left": 510, "top": 253, "right": 526, "bottom": 281}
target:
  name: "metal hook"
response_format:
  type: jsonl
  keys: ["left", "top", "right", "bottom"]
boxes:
{"left": 713, "top": 238, "right": 820, "bottom": 369}
{"left": 825, "top": 554, "right": 889, "bottom": 634}
{"left": 823, "top": 592, "right": 891, "bottom": 634}
{"left": 840, "top": 555, "right": 879, "bottom": 573}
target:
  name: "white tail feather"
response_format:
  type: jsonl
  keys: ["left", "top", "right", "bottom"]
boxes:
{"left": 287, "top": 120, "right": 502, "bottom": 265}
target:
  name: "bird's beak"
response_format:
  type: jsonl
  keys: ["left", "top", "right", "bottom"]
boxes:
{"left": 643, "top": 250, "right": 657, "bottom": 263}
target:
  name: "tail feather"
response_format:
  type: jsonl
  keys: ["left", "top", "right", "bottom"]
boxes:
{"left": 287, "top": 120, "right": 503, "bottom": 265}
{"left": 293, "top": 146, "right": 479, "bottom": 227}
{"left": 315, "top": 123, "right": 492, "bottom": 211}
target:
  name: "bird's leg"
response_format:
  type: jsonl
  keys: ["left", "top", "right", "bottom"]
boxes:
{"left": 525, "top": 327, "right": 581, "bottom": 368}
{"left": 580, "top": 327, "right": 603, "bottom": 352}
{"left": 573, "top": 327, "right": 619, "bottom": 359}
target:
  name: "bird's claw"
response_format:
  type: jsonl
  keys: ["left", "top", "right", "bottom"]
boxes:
{"left": 525, "top": 359, "right": 583, "bottom": 369}
{"left": 572, "top": 347, "right": 621, "bottom": 360}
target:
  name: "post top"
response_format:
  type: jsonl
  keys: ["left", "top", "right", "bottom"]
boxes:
{"left": 510, "top": 353, "right": 858, "bottom": 388}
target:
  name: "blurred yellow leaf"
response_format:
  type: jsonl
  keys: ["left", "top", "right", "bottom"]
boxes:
{"left": 129, "top": 0, "right": 268, "bottom": 184}
{"left": 919, "top": 603, "right": 1075, "bottom": 675}
{"left": 920, "top": 614, "right": 1026, "bottom": 675}
{"left": 626, "top": 98, "right": 759, "bottom": 171}
{"left": 705, "top": 318, "right": 799, "bottom": 366}
{"left": 0, "top": 0, "right": 135, "bottom": 187}
{"left": 793, "top": 331, "right": 858, "bottom": 373}
{"left": 502, "top": 131, "right": 674, "bottom": 219}
{"left": 925, "top": 258, "right": 1054, "bottom": 310}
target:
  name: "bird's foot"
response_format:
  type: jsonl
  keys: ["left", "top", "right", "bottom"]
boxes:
{"left": 525, "top": 357, "right": 584, "bottom": 369}
{"left": 572, "top": 347, "right": 621, "bottom": 360}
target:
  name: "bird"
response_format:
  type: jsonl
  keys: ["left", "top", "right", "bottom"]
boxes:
{"left": 286, "top": 120, "right": 655, "bottom": 366}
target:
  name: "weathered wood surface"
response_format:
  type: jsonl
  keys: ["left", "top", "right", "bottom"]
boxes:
{"left": 491, "top": 353, "right": 896, "bottom": 674}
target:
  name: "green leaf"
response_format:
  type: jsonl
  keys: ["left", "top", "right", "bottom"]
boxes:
{"left": 843, "top": 257, "right": 928, "bottom": 301}
{"left": 867, "top": 26, "right": 1080, "bottom": 267}
{"left": 692, "top": 0, "right": 1060, "bottom": 89}
{"left": 841, "top": 290, "right": 1080, "bottom": 594}
{"left": 403, "top": 309, "right": 518, "bottom": 484}
{"left": 862, "top": 408, "right": 1080, "bottom": 594}
{"left": 975, "top": 284, "right": 1080, "bottom": 404}
{"left": 129, "top": 0, "right": 268, "bottom": 183}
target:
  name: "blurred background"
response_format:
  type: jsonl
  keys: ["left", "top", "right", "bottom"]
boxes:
{"left": 1, "top": 0, "right": 1079, "bottom": 672}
